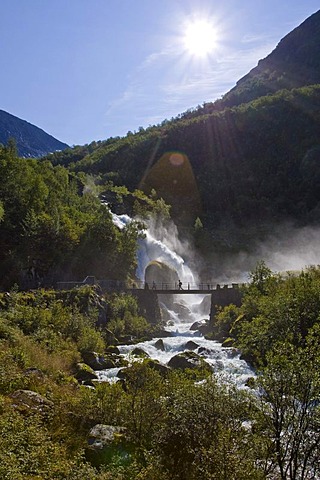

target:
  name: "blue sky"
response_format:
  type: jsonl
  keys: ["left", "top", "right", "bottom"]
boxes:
{"left": 1, "top": 1, "right": 319, "bottom": 146}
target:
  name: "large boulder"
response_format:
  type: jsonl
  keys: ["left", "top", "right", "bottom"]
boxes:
{"left": 168, "top": 351, "right": 213, "bottom": 373}
{"left": 145, "top": 260, "right": 179, "bottom": 289}
{"left": 154, "top": 339, "right": 165, "bottom": 351}
{"left": 82, "top": 351, "right": 115, "bottom": 370}
{"left": 184, "top": 340, "right": 199, "bottom": 350}
{"left": 131, "top": 347, "right": 149, "bottom": 358}
{"left": 75, "top": 362, "right": 98, "bottom": 382}
{"left": 10, "top": 389, "right": 54, "bottom": 415}
{"left": 172, "top": 302, "right": 192, "bottom": 320}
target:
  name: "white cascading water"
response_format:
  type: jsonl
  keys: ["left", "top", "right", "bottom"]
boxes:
{"left": 98, "top": 212, "right": 254, "bottom": 386}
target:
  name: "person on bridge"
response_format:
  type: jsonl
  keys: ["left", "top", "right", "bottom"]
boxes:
{"left": 178, "top": 279, "right": 183, "bottom": 290}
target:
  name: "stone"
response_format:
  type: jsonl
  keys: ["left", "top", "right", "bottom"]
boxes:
{"left": 10, "top": 389, "right": 54, "bottom": 415}
{"left": 184, "top": 340, "right": 199, "bottom": 350}
{"left": 131, "top": 347, "right": 149, "bottom": 357}
{"left": 106, "top": 345, "right": 120, "bottom": 355}
{"left": 172, "top": 302, "right": 192, "bottom": 320}
{"left": 75, "top": 362, "right": 98, "bottom": 382}
{"left": 82, "top": 351, "right": 115, "bottom": 370}
{"left": 221, "top": 337, "right": 235, "bottom": 348}
{"left": 189, "top": 320, "right": 205, "bottom": 331}
{"left": 168, "top": 351, "right": 213, "bottom": 373}
{"left": 147, "top": 359, "right": 171, "bottom": 376}
{"left": 154, "top": 339, "right": 165, "bottom": 351}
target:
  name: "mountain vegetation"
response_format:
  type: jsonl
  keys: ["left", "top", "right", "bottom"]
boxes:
{"left": 0, "top": 109, "right": 68, "bottom": 157}
{"left": 44, "top": 10, "right": 320, "bottom": 258}
{"left": 0, "top": 266, "right": 320, "bottom": 479}
{"left": 1, "top": 9, "right": 320, "bottom": 479}
{"left": 0, "top": 142, "right": 152, "bottom": 290}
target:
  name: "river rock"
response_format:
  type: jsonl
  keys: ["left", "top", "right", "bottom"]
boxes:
{"left": 168, "top": 351, "right": 213, "bottom": 373}
{"left": 131, "top": 347, "right": 149, "bottom": 357}
{"left": 106, "top": 345, "right": 120, "bottom": 355}
{"left": 184, "top": 340, "right": 199, "bottom": 350}
{"left": 154, "top": 339, "right": 165, "bottom": 351}
{"left": 147, "top": 359, "right": 171, "bottom": 376}
{"left": 172, "top": 302, "right": 192, "bottom": 320}
{"left": 75, "top": 362, "right": 98, "bottom": 382}
{"left": 198, "top": 346, "right": 213, "bottom": 356}
{"left": 190, "top": 320, "right": 205, "bottom": 331}
{"left": 10, "top": 389, "right": 54, "bottom": 415}
{"left": 221, "top": 338, "right": 235, "bottom": 348}
{"left": 82, "top": 351, "right": 115, "bottom": 370}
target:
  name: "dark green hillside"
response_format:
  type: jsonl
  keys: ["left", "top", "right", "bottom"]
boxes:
{"left": 43, "top": 10, "right": 320, "bottom": 250}
{"left": 45, "top": 85, "right": 320, "bottom": 237}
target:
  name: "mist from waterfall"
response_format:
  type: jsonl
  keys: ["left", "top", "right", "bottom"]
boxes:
{"left": 110, "top": 212, "right": 196, "bottom": 285}
{"left": 101, "top": 211, "right": 254, "bottom": 387}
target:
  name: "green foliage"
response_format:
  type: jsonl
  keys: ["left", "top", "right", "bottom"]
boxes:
{"left": 255, "top": 339, "right": 320, "bottom": 479}
{"left": 106, "top": 294, "right": 153, "bottom": 340}
{"left": 0, "top": 145, "right": 144, "bottom": 289}
{"left": 212, "top": 264, "right": 320, "bottom": 367}
{"left": 43, "top": 84, "right": 320, "bottom": 243}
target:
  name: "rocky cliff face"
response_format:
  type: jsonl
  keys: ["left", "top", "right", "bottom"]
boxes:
{"left": 0, "top": 109, "right": 68, "bottom": 157}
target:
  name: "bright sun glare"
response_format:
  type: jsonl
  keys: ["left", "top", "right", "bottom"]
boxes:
{"left": 183, "top": 19, "right": 218, "bottom": 57}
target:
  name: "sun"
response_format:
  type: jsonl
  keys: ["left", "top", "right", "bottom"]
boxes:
{"left": 183, "top": 19, "right": 218, "bottom": 57}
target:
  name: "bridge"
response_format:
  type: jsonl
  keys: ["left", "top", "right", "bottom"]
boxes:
{"left": 56, "top": 277, "right": 243, "bottom": 324}
{"left": 56, "top": 276, "right": 241, "bottom": 294}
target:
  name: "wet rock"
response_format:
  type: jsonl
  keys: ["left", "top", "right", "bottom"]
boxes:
{"left": 147, "top": 359, "right": 171, "bottom": 376}
{"left": 198, "top": 321, "right": 211, "bottom": 335}
{"left": 106, "top": 345, "right": 120, "bottom": 355}
{"left": 82, "top": 351, "right": 115, "bottom": 370}
{"left": 75, "top": 362, "right": 98, "bottom": 382}
{"left": 131, "top": 347, "right": 149, "bottom": 358}
{"left": 190, "top": 320, "right": 205, "bottom": 331}
{"left": 184, "top": 340, "right": 199, "bottom": 350}
{"left": 225, "top": 347, "right": 240, "bottom": 358}
{"left": 154, "top": 329, "right": 174, "bottom": 338}
{"left": 168, "top": 351, "right": 213, "bottom": 373}
{"left": 154, "top": 339, "right": 165, "bottom": 351}
{"left": 172, "top": 302, "right": 192, "bottom": 320}
{"left": 10, "top": 389, "right": 54, "bottom": 415}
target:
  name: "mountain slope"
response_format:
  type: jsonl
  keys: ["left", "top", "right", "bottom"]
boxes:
{"left": 0, "top": 109, "right": 68, "bottom": 157}
{"left": 43, "top": 10, "right": 320, "bottom": 243}
{"left": 219, "top": 9, "right": 320, "bottom": 108}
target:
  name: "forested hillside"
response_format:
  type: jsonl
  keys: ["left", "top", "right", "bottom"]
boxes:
{"left": 0, "top": 143, "right": 146, "bottom": 290}
{"left": 45, "top": 10, "right": 320, "bottom": 252}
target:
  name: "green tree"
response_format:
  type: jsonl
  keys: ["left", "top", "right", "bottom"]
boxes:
{"left": 255, "top": 340, "right": 320, "bottom": 479}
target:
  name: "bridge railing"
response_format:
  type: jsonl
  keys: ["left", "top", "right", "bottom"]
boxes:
{"left": 56, "top": 277, "right": 241, "bottom": 292}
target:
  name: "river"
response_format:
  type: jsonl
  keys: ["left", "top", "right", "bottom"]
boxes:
{"left": 97, "top": 212, "right": 254, "bottom": 386}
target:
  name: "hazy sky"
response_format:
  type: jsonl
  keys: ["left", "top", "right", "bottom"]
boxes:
{"left": 1, "top": 1, "right": 319, "bottom": 146}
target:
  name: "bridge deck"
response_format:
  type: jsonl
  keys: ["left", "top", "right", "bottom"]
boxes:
{"left": 129, "top": 288, "right": 216, "bottom": 294}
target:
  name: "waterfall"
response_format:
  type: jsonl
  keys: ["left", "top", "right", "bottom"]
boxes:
{"left": 110, "top": 212, "right": 195, "bottom": 283}
{"left": 101, "top": 211, "right": 254, "bottom": 387}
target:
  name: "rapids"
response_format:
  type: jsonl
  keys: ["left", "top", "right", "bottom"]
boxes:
{"left": 98, "top": 212, "right": 254, "bottom": 386}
